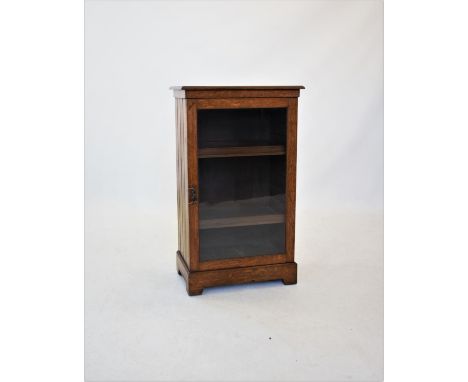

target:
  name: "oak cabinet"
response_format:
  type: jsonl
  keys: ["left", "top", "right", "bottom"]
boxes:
{"left": 172, "top": 86, "right": 304, "bottom": 295}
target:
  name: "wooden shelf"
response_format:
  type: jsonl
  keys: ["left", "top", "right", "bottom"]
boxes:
{"left": 200, "top": 213, "right": 284, "bottom": 230}
{"left": 199, "top": 195, "right": 285, "bottom": 230}
{"left": 198, "top": 145, "right": 285, "bottom": 158}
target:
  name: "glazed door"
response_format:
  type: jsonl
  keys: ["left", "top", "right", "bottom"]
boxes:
{"left": 187, "top": 98, "right": 297, "bottom": 271}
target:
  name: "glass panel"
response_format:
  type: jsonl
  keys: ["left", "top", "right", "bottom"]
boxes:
{"left": 197, "top": 108, "right": 287, "bottom": 262}
{"left": 198, "top": 108, "right": 286, "bottom": 148}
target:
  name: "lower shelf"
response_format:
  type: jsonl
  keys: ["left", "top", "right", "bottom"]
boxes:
{"left": 199, "top": 214, "right": 283, "bottom": 230}
{"left": 199, "top": 195, "right": 285, "bottom": 230}
{"left": 176, "top": 251, "right": 297, "bottom": 296}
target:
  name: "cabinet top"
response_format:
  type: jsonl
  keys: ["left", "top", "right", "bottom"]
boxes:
{"left": 170, "top": 86, "right": 305, "bottom": 90}
{"left": 171, "top": 86, "right": 305, "bottom": 99}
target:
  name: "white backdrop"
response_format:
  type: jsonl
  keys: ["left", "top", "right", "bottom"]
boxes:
{"left": 85, "top": 1, "right": 383, "bottom": 381}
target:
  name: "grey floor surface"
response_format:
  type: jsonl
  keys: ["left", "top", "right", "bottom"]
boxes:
{"left": 85, "top": 203, "right": 383, "bottom": 381}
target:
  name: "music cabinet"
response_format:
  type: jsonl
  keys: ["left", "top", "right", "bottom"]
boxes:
{"left": 172, "top": 86, "right": 304, "bottom": 295}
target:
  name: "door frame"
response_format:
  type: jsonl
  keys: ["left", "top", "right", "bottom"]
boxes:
{"left": 187, "top": 97, "right": 297, "bottom": 271}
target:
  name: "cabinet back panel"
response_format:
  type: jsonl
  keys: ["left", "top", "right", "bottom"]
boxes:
{"left": 198, "top": 156, "right": 285, "bottom": 204}
{"left": 197, "top": 108, "right": 287, "bottom": 148}
{"left": 199, "top": 224, "right": 285, "bottom": 262}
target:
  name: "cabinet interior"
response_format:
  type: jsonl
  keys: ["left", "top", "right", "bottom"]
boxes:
{"left": 197, "top": 108, "right": 287, "bottom": 262}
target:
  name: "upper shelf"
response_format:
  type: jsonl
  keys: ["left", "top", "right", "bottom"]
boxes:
{"left": 198, "top": 145, "right": 285, "bottom": 159}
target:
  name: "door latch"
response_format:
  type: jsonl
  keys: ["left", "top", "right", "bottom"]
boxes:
{"left": 188, "top": 185, "right": 198, "bottom": 204}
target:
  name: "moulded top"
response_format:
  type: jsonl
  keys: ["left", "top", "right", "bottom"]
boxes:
{"left": 170, "top": 86, "right": 305, "bottom": 90}
{"left": 171, "top": 85, "right": 305, "bottom": 99}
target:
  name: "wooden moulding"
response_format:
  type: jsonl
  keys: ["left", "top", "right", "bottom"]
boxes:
{"left": 171, "top": 86, "right": 305, "bottom": 90}
{"left": 176, "top": 251, "right": 297, "bottom": 296}
{"left": 285, "top": 98, "right": 298, "bottom": 263}
{"left": 171, "top": 86, "right": 305, "bottom": 100}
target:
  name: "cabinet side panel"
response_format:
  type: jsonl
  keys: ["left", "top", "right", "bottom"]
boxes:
{"left": 187, "top": 100, "right": 200, "bottom": 270}
{"left": 176, "top": 100, "right": 181, "bottom": 254}
{"left": 176, "top": 98, "right": 190, "bottom": 265}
